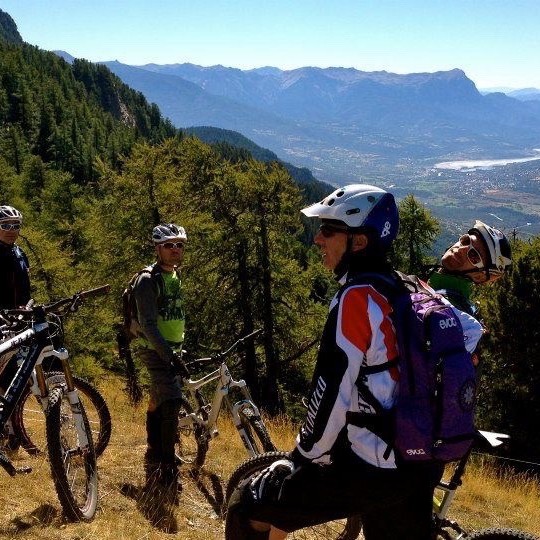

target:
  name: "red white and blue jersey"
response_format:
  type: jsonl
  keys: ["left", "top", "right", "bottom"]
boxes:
{"left": 294, "top": 276, "right": 482, "bottom": 469}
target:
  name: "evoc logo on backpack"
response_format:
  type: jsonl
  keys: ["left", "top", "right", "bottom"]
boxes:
{"left": 406, "top": 448, "right": 427, "bottom": 456}
{"left": 439, "top": 316, "right": 458, "bottom": 330}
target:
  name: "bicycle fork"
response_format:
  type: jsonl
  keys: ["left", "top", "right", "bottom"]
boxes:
{"left": 55, "top": 353, "right": 91, "bottom": 452}
{"left": 232, "top": 396, "right": 264, "bottom": 456}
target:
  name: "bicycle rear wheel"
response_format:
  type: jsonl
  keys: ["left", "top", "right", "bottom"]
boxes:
{"left": 46, "top": 387, "right": 98, "bottom": 521}
{"left": 225, "top": 451, "right": 361, "bottom": 540}
{"left": 468, "top": 529, "right": 539, "bottom": 540}
{"left": 177, "top": 396, "right": 209, "bottom": 469}
{"left": 13, "top": 373, "right": 112, "bottom": 457}
{"left": 238, "top": 405, "right": 276, "bottom": 456}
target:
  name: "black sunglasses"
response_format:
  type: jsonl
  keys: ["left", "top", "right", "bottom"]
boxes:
{"left": 319, "top": 223, "right": 349, "bottom": 238}
{"left": 161, "top": 242, "right": 185, "bottom": 249}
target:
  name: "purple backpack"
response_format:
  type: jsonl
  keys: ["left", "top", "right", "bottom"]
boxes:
{"left": 348, "top": 272, "right": 477, "bottom": 463}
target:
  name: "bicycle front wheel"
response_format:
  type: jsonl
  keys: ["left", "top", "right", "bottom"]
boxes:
{"left": 13, "top": 373, "right": 112, "bottom": 457}
{"left": 177, "top": 396, "right": 209, "bottom": 469}
{"left": 46, "top": 388, "right": 98, "bottom": 521}
{"left": 238, "top": 405, "right": 276, "bottom": 456}
{"left": 225, "top": 452, "right": 361, "bottom": 540}
{"left": 468, "top": 529, "right": 540, "bottom": 540}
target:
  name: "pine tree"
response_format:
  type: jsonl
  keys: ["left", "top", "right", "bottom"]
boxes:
{"left": 391, "top": 194, "right": 440, "bottom": 274}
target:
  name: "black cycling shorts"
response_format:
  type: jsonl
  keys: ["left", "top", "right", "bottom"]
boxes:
{"left": 228, "top": 456, "right": 439, "bottom": 540}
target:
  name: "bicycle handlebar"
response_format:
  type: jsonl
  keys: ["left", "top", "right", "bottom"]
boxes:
{"left": 0, "top": 284, "right": 110, "bottom": 325}
{"left": 44, "top": 284, "right": 110, "bottom": 313}
{"left": 186, "top": 329, "right": 263, "bottom": 366}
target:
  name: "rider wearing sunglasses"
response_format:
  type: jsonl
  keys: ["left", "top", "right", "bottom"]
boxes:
{"left": 0, "top": 205, "right": 31, "bottom": 449}
{"left": 131, "top": 222, "right": 188, "bottom": 500}
{"left": 428, "top": 220, "right": 512, "bottom": 316}
{"left": 0, "top": 205, "right": 30, "bottom": 310}
{"left": 227, "top": 185, "right": 451, "bottom": 540}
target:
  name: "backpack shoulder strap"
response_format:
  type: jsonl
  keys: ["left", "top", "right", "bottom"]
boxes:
{"left": 344, "top": 270, "right": 403, "bottom": 456}
{"left": 132, "top": 263, "right": 163, "bottom": 290}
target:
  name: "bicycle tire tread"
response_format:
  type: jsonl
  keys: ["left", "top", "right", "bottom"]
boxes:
{"left": 46, "top": 391, "right": 98, "bottom": 521}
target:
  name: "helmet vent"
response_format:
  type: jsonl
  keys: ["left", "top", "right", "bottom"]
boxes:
{"left": 336, "top": 190, "right": 345, "bottom": 197}
{"left": 327, "top": 198, "right": 335, "bottom": 206}
{"left": 346, "top": 208, "right": 361, "bottom": 215}
{"left": 367, "top": 195, "right": 376, "bottom": 203}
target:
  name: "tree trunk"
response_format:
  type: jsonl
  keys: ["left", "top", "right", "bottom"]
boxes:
{"left": 258, "top": 212, "right": 282, "bottom": 414}
{"left": 236, "top": 241, "right": 259, "bottom": 399}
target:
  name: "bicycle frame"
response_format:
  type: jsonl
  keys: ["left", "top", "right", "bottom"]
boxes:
{"left": 179, "top": 361, "right": 264, "bottom": 454}
{"left": 0, "top": 315, "right": 89, "bottom": 475}
{"left": 433, "top": 430, "right": 510, "bottom": 538}
{"left": 0, "top": 321, "right": 50, "bottom": 429}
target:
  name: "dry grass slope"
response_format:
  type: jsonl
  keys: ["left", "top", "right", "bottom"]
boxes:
{"left": 0, "top": 376, "right": 538, "bottom": 539}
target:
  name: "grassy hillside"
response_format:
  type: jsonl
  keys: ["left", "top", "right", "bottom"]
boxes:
{"left": 1, "top": 376, "right": 539, "bottom": 539}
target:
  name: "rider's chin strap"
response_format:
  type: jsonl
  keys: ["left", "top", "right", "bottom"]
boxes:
{"left": 451, "top": 266, "right": 492, "bottom": 282}
{"left": 333, "top": 233, "right": 355, "bottom": 280}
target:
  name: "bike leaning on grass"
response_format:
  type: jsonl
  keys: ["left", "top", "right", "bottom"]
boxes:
{"left": 0, "top": 285, "right": 109, "bottom": 521}
{"left": 224, "top": 430, "right": 540, "bottom": 540}
{"left": 176, "top": 329, "right": 276, "bottom": 469}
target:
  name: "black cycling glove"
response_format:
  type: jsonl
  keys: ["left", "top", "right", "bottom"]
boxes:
{"left": 249, "top": 458, "right": 295, "bottom": 503}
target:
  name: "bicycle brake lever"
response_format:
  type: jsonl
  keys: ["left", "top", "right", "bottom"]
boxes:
{"left": 69, "top": 296, "right": 82, "bottom": 313}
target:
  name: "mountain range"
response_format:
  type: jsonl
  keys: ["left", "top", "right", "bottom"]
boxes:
{"left": 506, "top": 88, "right": 540, "bottom": 101}
{"left": 80, "top": 58, "right": 540, "bottom": 182}
{"left": 481, "top": 87, "right": 540, "bottom": 101}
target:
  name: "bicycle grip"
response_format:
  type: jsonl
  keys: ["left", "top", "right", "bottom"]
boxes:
{"left": 78, "top": 284, "right": 111, "bottom": 298}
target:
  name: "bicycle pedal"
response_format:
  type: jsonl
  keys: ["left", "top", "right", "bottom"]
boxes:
{"left": 210, "top": 428, "right": 219, "bottom": 438}
{"left": 16, "top": 466, "right": 32, "bottom": 475}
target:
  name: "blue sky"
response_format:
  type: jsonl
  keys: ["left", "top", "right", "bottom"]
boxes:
{"left": 2, "top": 0, "right": 539, "bottom": 89}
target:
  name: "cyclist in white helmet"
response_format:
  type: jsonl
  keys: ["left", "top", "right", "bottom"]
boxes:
{"left": 131, "top": 223, "right": 187, "bottom": 502}
{"left": 428, "top": 220, "right": 512, "bottom": 316}
{"left": 226, "top": 185, "right": 440, "bottom": 540}
{"left": 0, "top": 205, "right": 31, "bottom": 451}
{"left": 0, "top": 205, "right": 29, "bottom": 309}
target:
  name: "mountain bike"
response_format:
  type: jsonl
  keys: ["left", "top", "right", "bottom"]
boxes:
{"left": 0, "top": 314, "right": 112, "bottom": 457}
{"left": 0, "top": 305, "right": 112, "bottom": 458}
{"left": 224, "top": 431, "right": 539, "bottom": 539}
{"left": 176, "top": 329, "right": 276, "bottom": 469}
{"left": 0, "top": 285, "right": 109, "bottom": 521}
{"left": 1, "top": 315, "right": 112, "bottom": 458}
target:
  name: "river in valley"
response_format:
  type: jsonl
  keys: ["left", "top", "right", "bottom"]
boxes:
{"left": 435, "top": 149, "right": 540, "bottom": 171}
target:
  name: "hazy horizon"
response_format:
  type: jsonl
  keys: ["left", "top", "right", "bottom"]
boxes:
{"left": 2, "top": 0, "right": 540, "bottom": 89}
